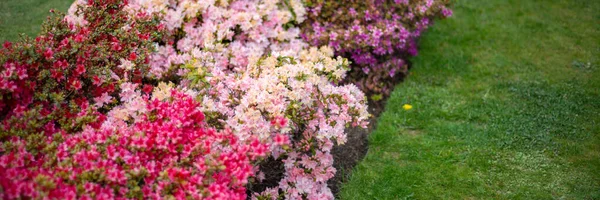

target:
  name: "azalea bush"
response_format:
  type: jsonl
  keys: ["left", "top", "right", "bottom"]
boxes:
{"left": 301, "top": 0, "right": 452, "bottom": 98}
{"left": 180, "top": 46, "right": 369, "bottom": 199}
{"left": 0, "top": 89, "right": 267, "bottom": 199}
{"left": 0, "top": 0, "right": 164, "bottom": 137}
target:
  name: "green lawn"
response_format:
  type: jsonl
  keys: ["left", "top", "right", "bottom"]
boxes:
{"left": 0, "top": 0, "right": 72, "bottom": 41}
{"left": 341, "top": 0, "right": 600, "bottom": 199}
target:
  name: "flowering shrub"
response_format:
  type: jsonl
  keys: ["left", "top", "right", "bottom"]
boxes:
{"left": 181, "top": 46, "right": 369, "bottom": 199}
{"left": 0, "top": 89, "right": 266, "bottom": 199}
{"left": 301, "top": 0, "right": 452, "bottom": 98}
{"left": 0, "top": 0, "right": 164, "bottom": 138}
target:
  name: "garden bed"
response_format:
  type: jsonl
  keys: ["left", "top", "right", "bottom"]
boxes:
{"left": 0, "top": 0, "right": 450, "bottom": 199}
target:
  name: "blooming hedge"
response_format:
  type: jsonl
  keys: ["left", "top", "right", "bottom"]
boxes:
{"left": 301, "top": 0, "right": 452, "bottom": 98}
{"left": 1, "top": 0, "right": 451, "bottom": 199}
{"left": 1, "top": 89, "right": 266, "bottom": 199}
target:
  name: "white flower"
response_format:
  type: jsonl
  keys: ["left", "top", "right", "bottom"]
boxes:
{"left": 117, "top": 59, "right": 134, "bottom": 71}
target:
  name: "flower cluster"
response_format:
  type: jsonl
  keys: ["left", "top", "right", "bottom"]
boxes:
{"left": 301, "top": 0, "right": 452, "bottom": 98}
{"left": 181, "top": 46, "right": 369, "bottom": 199}
{"left": 1, "top": 89, "right": 266, "bottom": 199}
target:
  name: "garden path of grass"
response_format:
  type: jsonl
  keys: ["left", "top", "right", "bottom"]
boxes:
{"left": 340, "top": 0, "right": 600, "bottom": 199}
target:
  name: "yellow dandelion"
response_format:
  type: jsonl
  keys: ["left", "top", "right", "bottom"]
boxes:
{"left": 402, "top": 104, "right": 413, "bottom": 111}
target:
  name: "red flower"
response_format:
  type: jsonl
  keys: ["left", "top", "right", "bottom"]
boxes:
{"left": 75, "top": 97, "right": 89, "bottom": 110}
{"left": 43, "top": 48, "right": 54, "bottom": 60}
{"left": 136, "top": 11, "right": 148, "bottom": 19}
{"left": 111, "top": 42, "right": 122, "bottom": 51}
{"left": 74, "top": 34, "right": 85, "bottom": 43}
{"left": 60, "top": 38, "right": 70, "bottom": 47}
{"left": 3, "top": 41, "right": 12, "bottom": 49}
{"left": 90, "top": 113, "right": 106, "bottom": 129}
{"left": 53, "top": 59, "right": 68, "bottom": 69}
{"left": 138, "top": 33, "right": 150, "bottom": 40}
{"left": 50, "top": 69, "right": 64, "bottom": 80}
{"left": 71, "top": 79, "right": 82, "bottom": 90}
{"left": 92, "top": 76, "right": 103, "bottom": 86}
{"left": 2, "top": 68, "right": 12, "bottom": 78}
{"left": 128, "top": 52, "right": 137, "bottom": 61}
{"left": 105, "top": 83, "right": 115, "bottom": 93}
{"left": 142, "top": 84, "right": 153, "bottom": 94}
{"left": 75, "top": 64, "right": 86, "bottom": 76}
{"left": 250, "top": 138, "right": 267, "bottom": 158}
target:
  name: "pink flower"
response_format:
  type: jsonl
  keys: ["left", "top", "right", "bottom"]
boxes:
{"left": 270, "top": 116, "right": 288, "bottom": 127}
{"left": 442, "top": 8, "right": 453, "bottom": 17}
{"left": 94, "top": 92, "right": 113, "bottom": 108}
{"left": 16, "top": 68, "right": 27, "bottom": 80}
{"left": 274, "top": 134, "right": 290, "bottom": 146}
{"left": 74, "top": 34, "right": 86, "bottom": 43}
{"left": 12, "top": 105, "right": 27, "bottom": 116}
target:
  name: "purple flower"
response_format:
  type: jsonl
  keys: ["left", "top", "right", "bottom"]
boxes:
{"left": 442, "top": 8, "right": 454, "bottom": 17}
{"left": 301, "top": 0, "right": 452, "bottom": 97}
{"left": 348, "top": 8, "right": 357, "bottom": 16}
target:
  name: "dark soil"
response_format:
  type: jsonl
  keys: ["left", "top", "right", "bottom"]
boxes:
{"left": 247, "top": 157, "right": 285, "bottom": 196}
